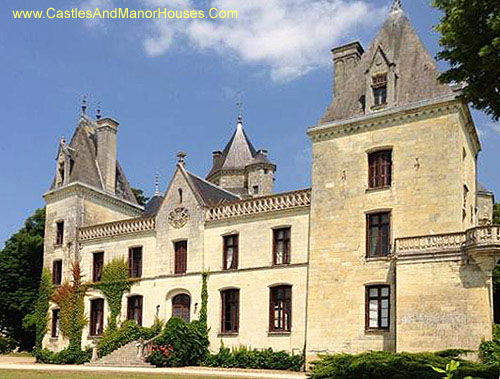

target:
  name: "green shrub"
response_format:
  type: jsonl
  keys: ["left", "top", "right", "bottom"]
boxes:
{"left": 205, "top": 344, "right": 303, "bottom": 371}
{"left": 308, "top": 351, "right": 499, "bottom": 379}
{"left": 0, "top": 336, "right": 16, "bottom": 354}
{"left": 97, "top": 319, "right": 161, "bottom": 358}
{"left": 35, "top": 345, "right": 92, "bottom": 364}
{"left": 146, "top": 317, "right": 209, "bottom": 367}
{"left": 480, "top": 324, "right": 500, "bottom": 365}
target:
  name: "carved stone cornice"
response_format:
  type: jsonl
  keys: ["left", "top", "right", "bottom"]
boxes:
{"left": 44, "top": 182, "right": 143, "bottom": 216}
{"left": 308, "top": 95, "right": 472, "bottom": 144}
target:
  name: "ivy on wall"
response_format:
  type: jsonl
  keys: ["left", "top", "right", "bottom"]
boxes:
{"left": 93, "top": 257, "right": 132, "bottom": 331}
{"left": 52, "top": 263, "right": 87, "bottom": 350}
{"left": 199, "top": 271, "right": 209, "bottom": 329}
{"left": 23, "top": 268, "right": 53, "bottom": 351}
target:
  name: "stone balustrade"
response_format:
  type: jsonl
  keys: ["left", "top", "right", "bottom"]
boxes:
{"left": 466, "top": 225, "right": 500, "bottom": 247}
{"left": 395, "top": 225, "right": 500, "bottom": 255}
{"left": 79, "top": 217, "right": 156, "bottom": 241}
{"left": 205, "top": 189, "right": 312, "bottom": 222}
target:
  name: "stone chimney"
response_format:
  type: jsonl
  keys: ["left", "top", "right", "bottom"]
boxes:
{"left": 212, "top": 150, "right": 222, "bottom": 168}
{"left": 96, "top": 117, "right": 119, "bottom": 194}
{"left": 332, "top": 42, "right": 364, "bottom": 98}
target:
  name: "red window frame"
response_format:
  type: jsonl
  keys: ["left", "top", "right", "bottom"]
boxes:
{"left": 366, "top": 285, "right": 390, "bottom": 330}
{"left": 273, "top": 228, "right": 291, "bottom": 265}
{"left": 366, "top": 212, "right": 391, "bottom": 257}
{"left": 52, "top": 260, "right": 62, "bottom": 285}
{"left": 128, "top": 247, "right": 143, "bottom": 278}
{"left": 174, "top": 241, "right": 187, "bottom": 274}
{"left": 221, "top": 289, "right": 239, "bottom": 333}
{"left": 56, "top": 221, "right": 64, "bottom": 245}
{"left": 368, "top": 150, "right": 392, "bottom": 189}
{"left": 90, "top": 298, "right": 104, "bottom": 336}
{"left": 93, "top": 252, "right": 104, "bottom": 282}
{"left": 127, "top": 295, "right": 143, "bottom": 326}
{"left": 223, "top": 235, "right": 239, "bottom": 270}
{"left": 269, "top": 286, "right": 292, "bottom": 332}
{"left": 172, "top": 294, "right": 191, "bottom": 322}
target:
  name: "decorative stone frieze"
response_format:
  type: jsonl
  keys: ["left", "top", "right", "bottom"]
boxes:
{"left": 78, "top": 217, "right": 155, "bottom": 241}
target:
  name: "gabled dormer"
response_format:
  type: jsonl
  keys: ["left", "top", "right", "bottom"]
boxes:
{"left": 365, "top": 46, "right": 397, "bottom": 111}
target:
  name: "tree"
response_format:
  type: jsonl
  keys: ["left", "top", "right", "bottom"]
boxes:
{"left": 494, "top": 203, "right": 500, "bottom": 224}
{"left": 132, "top": 188, "right": 149, "bottom": 207}
{"left": 0, "top": 208, "right": 45, "bottom": 350}
{"left": 433, "top": 0, "right": 500, "bottom": 120}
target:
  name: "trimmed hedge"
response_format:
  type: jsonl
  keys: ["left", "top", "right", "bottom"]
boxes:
{"left": 35, "top": 346, "right": 92, "bottom": 364}
{"left": 147, "top": 317, "right": 209, "bottom": 367}
{"left": 97, "top": 319, "right": 162, "bottom": 358}
{"left": 205, "top": 345, "right": 304, "bottom": 371}
{"left": 308, "top": 351, "right": 499, "bottom": 379}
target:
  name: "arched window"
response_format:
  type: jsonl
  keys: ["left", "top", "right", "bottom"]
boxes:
{"left": 178, "top": 188, "right": 183, "bottom": 204}
{"left": 172, "top": 294, "right": 190, "bottom": 322}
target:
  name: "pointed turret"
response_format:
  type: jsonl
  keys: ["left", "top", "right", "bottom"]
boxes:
{"left": 206, "top": 115, "right": 276, "bottom": 197}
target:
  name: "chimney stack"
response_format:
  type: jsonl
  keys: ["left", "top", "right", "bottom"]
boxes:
{"left": 332, "top": 42, "right": 364, "bottom": 98}
{"left": 96, "top": 117, "right": 119, "bottom": 194}
{"left": 212, "top": 150, "right": 222, "bottom": 168}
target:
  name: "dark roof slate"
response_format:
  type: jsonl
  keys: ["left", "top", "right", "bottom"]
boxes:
{"left": 143, "top": 195, "right": 164, "bottom": 217}
{"left": 50, "top": 114, "right": 138, "bottom": 205}
{"left": 320, "top": 8, "right": 454, "bottom": 124}
{"left": 185, "top": 168, "right": 240, "bottom": 206}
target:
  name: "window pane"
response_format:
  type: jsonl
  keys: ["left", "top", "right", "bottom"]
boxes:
{"left": 369, "top": 288, "right": 379, "bottom": 297}
{"left": 381, "top": 317, "right": 389, "bottom": 328}
{"left": 381, "top": 287, "right": 389, "bottom": 297}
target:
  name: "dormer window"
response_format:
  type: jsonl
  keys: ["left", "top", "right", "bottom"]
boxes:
{"left": 372, "top": 74, "right": 388, "bottom": 106}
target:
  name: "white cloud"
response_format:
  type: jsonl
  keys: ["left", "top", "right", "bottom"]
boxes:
{"left": 80, "top": 0, "right": 115, "bottom": 30}
{"left": 142, "top": 0, "right": 385, "bottom": 81}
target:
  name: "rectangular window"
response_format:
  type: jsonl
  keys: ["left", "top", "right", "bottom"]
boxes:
{"left": 367, "top": 212, "right": 391, "bottom": 257}
{"left": 51, "top": 309, "right": 60, "bottom": 338}
{"left": 90, "top": 298, "right": 104, "bottom": 336}
{"left": 253, "top": 185, "right": 259, "bottom": 195}
{"left": 223, "top": 235, "right": 239, "bottom": 270}
{"left": 93, "top": 252, "right": 104, "bottom": 282}
{"left": 366, "top": 285, "right": 390, "bottom": 330}
{"left": 128, "top": 247, "right": 142, "bottom": 278}
{"left": 52, "top": 260, "right": 62, "bottom": 285}
{"left": 273, "top": 227, "right": 291, "bottom": 265}
{"left": 56, "top": 221, "right": 64, "bottom": 245}
{"left": 368, "top": 150, "right": 392, "bottom": 189}
{"left": 127, "top": 296, "right": 143, "bottom": 326}
{"left": 269, "top": 286, "right": 292, "bottom": 332}
{"left": 372, "top": 74, "right": 388, "bottom": 106}
{"left": 174, "top": 241, "right": 187, "bottom": 274}
{"left": 221, "top": 289, "right": 239, "bottom": 333}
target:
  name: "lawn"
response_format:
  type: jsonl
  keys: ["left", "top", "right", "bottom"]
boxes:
{"left": 0, "top": 370, "right": 227, "bottom": 379}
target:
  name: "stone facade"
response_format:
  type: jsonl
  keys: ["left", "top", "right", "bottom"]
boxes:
{"left": 42, "top": 3, "right": 500, "bottom": 364}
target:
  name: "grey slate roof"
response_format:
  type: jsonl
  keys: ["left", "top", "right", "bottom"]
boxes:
{"left": 184, "top": 168, "right": 240, "bottom": 206}
{"left": 143, "top": 195, "right": 164, "bottom": 217}
{"left": 50, "top": 114, "right": 138, "bottom": 205}
{"left": 320, "top": 8, "right": 454, "bottom": 124}
{"left": 478, "top": 183, "right": 494, "bottom": 195}
{"left": 207, "top": 117, "right": 274, "bottom": 179}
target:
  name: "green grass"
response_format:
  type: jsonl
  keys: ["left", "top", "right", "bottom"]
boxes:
{"left": 0, "top": 370, "right": 228, "bottom": 379}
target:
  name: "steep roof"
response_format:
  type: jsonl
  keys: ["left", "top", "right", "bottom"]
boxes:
{"left": 143, "top": 195, "right": 164, "bottom": 217}
{"left": 320, "top": 6, "right": 454, "bottom": 124}
{"left": 184, "top": 168, "right": 240, "bottom": 206}
{"left": 50, "top": 114, "right": 138, "bottom": 205}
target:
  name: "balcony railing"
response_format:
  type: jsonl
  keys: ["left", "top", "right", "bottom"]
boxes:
{"left": 205, "top": 189, "right": 311, "bottom": 222}
{"left": 395, "top": 225, "right": 500, "bottom": 256}
{"left": 79, "top": 217, "right": 156, "bottom": 241}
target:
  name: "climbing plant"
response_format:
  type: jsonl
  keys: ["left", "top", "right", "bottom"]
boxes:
{"left": 93, "top": 257, "right": 132, "bottom": 330}
{"left": 52, "top": 262, "right": 87, "bottom": 350}
{"left": 199, "top": 271, "right": 209, "bottom": 329}
{"left": 23, "top": 268, "right": 53, "bottom": 351}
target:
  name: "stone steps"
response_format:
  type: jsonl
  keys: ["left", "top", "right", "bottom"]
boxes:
{"left": 86, "top": 340, "right": 154, "bottom": 368}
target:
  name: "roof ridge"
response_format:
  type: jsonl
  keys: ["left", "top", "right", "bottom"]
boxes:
{"left": 185, "top": 168, "right": 241, "bottom": 198}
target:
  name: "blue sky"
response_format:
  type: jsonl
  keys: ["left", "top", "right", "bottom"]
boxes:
{"left": 0, "top": 0, "right": 499, "bottom": 246}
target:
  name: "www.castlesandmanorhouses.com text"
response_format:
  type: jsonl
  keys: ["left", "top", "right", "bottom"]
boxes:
{"left": 12, "top": 7, "right": 238, "bottom": 20}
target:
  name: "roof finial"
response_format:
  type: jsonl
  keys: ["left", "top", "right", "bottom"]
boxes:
{"left": 177, "top": 151, "right": 186, "bottom": 166}
{"left": 236, "top": 91, "right": 243, "bottom": 124}
{"left": 96, "top": 102, "right": 102, "bottom": 120}
{"left": 154, "top": 174, "right": 160, "bottom": 196}
{"left": 81, "top": 95, "right": 87, "bottom": 114}
{"left": 391, "top": 0, "right": 402, "bottom": 12}
{"left": 61, "top": 136, "right": 66, "bottom": 145}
